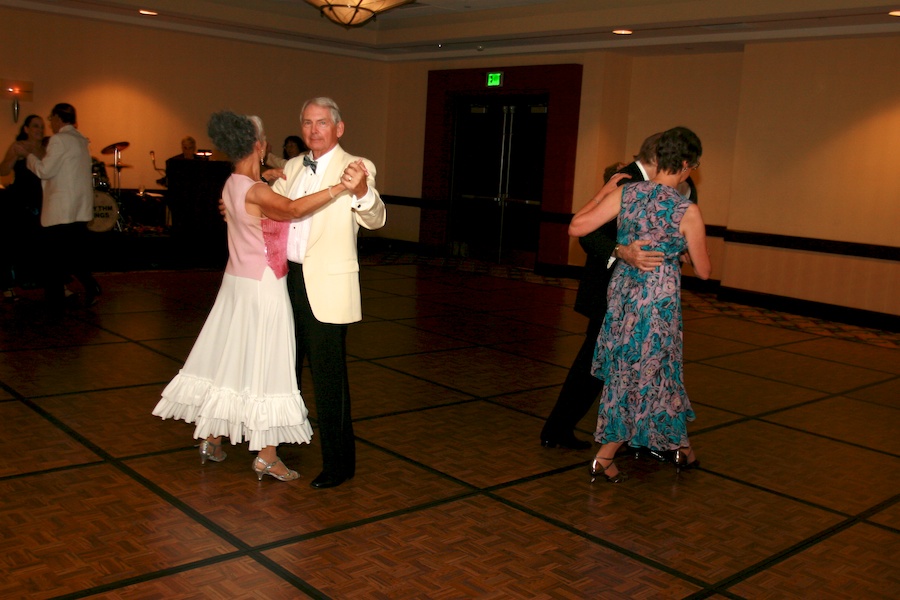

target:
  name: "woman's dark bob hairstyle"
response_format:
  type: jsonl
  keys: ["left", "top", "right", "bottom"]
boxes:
{"left": 655, "top": 126, "right": 702, "bottom": 174}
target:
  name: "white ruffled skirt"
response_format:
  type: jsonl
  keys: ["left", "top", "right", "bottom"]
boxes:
{"left": 152, "top": 269, "right": 313, "bottom": 451}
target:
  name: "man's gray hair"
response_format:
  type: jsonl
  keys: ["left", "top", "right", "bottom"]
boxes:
{"left": 301, "top": 97, "right": 342, "bottom": 124}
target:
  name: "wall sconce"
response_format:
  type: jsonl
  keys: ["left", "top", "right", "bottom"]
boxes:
{"left": 2, "top": 79, "right": 34, "bottom": 124}
{"left": 304, "top": 0, "right": 414, "bottom": 28}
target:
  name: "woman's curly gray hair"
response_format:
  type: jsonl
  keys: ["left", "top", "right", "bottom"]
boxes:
{"left": 207, "top": 110, "right": 265, "bottom": 163}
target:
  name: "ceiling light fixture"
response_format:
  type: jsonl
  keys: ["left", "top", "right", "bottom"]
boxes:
{"left": 612, "top": 29, "right": 633, "bottom": 35}
{"left": 890, "top": 10, "right": 900, "bottom": 17}
{"left": 304, "top": 0, "right": 414, "bottom": 28}
{"left": 139, "top": 9, "right": 158, "bottom": 16}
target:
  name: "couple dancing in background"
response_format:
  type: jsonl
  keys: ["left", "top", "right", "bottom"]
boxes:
{"left": 544, "top": 126, "right": 711, "bottom": 483}
{"left": 2, "top": 105, "right": 102, "bottom": 309}
{"left": 153, "top": 99, "right": 385, "bottom": 488}
{"left": 1, "top": 114, "right": 46, "bottom": 300}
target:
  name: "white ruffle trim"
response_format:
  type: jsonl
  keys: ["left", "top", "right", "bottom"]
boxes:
{"left": 153, "top": 372, "right": 313, "bottom": 451}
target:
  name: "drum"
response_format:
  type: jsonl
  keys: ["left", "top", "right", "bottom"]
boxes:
{"left": 87, "top": 190, "right": 119, "bottom": 232}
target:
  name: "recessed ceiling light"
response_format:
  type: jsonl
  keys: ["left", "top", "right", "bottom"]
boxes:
{"left": 139, "top": 9, "right": 158, "bottom": 16}
{"left": 889, "top": 10, "right": 900, "bottom": 17}
{"left": 613, "top": 29, "right": 633, "bottom": 35}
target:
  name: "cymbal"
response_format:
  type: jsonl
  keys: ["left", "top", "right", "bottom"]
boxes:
{"left": 101, "top": 141, "right": 129, "bottom": 155}
{"left": 107, "top": 163, "right": 132, "bottom": 169}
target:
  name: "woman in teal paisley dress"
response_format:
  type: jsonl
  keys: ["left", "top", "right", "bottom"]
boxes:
{"left": 569, "top": 127, "right": 711, "bottom": 483}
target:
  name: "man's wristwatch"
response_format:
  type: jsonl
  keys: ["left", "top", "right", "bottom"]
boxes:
{"left": 607, "top": 244, "right": 621, "bottom": 269}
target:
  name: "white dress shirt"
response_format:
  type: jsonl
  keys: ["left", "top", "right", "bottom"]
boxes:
{"left": 286, "top": 148, "right": 377, "bottom": 264}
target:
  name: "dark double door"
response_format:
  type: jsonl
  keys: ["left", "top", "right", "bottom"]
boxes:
{"left": 448, "top": 94, "right": 548, "bottom": 266}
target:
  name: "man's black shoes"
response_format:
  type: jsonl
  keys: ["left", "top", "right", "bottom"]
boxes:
{"left": 310, "top": 471, "right": 351, "bottom": 489}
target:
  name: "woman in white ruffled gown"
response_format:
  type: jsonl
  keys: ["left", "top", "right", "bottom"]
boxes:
{"left": 153, "top": 111, "right": 360, "bottom": 482}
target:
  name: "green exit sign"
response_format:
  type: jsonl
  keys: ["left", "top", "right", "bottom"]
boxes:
{"left": 486, "top": 72, "right": 503, "bottom": 87}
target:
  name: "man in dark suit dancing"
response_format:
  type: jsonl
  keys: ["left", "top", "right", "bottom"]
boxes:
{"left": 540, "top": 133, "right": 665, "bottom": 450}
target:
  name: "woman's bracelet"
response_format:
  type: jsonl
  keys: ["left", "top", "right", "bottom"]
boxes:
{"left": 328, "top": 185, "right": 336, "bottom": 199}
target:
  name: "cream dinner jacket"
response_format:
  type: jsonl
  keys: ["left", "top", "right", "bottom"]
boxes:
{"left": 27, "top": 124, "right": 93, "bottom": 227}
{"left": 274, "top": 144, "right": 386, "bottom": 324}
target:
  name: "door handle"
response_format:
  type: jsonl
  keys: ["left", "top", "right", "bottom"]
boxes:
{"left": 503, "top": 197, "right": 541, "bottom": 206}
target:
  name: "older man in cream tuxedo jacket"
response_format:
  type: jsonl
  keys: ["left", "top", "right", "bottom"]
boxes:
{"left": 272, "top": 97, "right": 385, "bottom": 489}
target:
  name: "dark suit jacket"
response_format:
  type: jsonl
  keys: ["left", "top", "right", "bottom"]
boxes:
{"left": 573, "top": 161, "right": 646, "bottom": 319}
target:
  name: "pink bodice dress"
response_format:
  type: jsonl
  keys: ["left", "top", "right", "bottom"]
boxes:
{"left": 153, "top": 174, "right": 312, "bottom": 451}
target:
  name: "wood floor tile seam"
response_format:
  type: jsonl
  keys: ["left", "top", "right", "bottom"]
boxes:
{"left": 854, "top": 493, "right": 900, "bottom": 525}
{"left": 764, "top": 347, "right": 900, "bottom": 376}
{"left": 681, "top": 588, "right": 743, "bottom": 600}
{"left": 679, "top": 400, "right": 900, "bottom": 459}
{"left": 1, "top": 337, "right": 135, "bottom": 353}
{"left": 12, "top": 397, "right": 254, "bottom": 552}
{"left": 410, "top": 322, "right": 571, "bottom": 348}
{"left": 347, "top": 343, "right": 481, "bottom": 362}
{"left": 693, "top": 467, "right": 859, "bottom": 520}
{"left": 247, "top": 491, "right": 485, "bottom": 553}
{"left": 131, "top": 339, "right": 195, "bottom": 363}
{"left": 691, "top": 510, "right": 883, "bottom": 598}
{"left": 109, "top": 459, "right": 258, "bottom": 551}
{"left": 485, "top": 491, "right": 714, "bottom": 593}
{"left": 754, "top": 417, "right": 900, "bottom": 459}
{"left": 845, "top": 375, "right": 900, "bottom": 396}
{"left": 479, "top": 461, "right": 590, "bottom": 492}
{"left": 117, "top": 442, "right": 205, "bottom": 461}
{"left": 692, "top": 358, "right": 881, "bottom": 396}
{"left": 355, "top": 436, "right": 481, "bottom": 490}
{"left": 0, "top": 380, "right": 25, "bottom": 400}
{"left": 682, "top": 345, "right": 770, "bottom": 362}
{"left": 351, "top": 397, "right": 483, "bottom": 423}
{"left": 249, "top": 552, "right": 330, "bottom": 600}
{"left": 0, "top": 457, "right": 106, "bottom": 483}
{"left": 366, "top": 359, "right": 488, "bottom": 397}
{"left": 46, "top": 549, "right": 253, "bottom": 600}
{"left": 378, "top": 322, "right": 493, "bottom": 347}
{"left": 482, "top": 393, "right": 579, "bottom": 423}
{"left": 689, "top": 393, "right": 834, "bottom": 424}
{"left": 10, "top": 380, "right": 172, "bottom": 402}
{"left": 364, "top": 253, "right": 897, "bottom": 347}
{"left": 482, "top": 341, "right": 588, "bottom": 368}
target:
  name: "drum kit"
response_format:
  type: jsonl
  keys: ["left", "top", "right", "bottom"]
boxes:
{"left": 88, "top": 140, "right": 130, "bottom": 232}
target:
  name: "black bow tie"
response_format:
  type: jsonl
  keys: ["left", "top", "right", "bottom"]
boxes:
{"left": 303, "top": 155, "right": 317, "bottom": 173}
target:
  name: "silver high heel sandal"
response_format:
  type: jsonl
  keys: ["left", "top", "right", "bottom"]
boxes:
{"left": 198, "top": 439, "right": 227, "bottom": 465}
{"left": 252, "top": 456, "right": 299, "bottom": 482}
{"left": 673, "top": 447, "right": 700, "bottom": 473}
{"left": 589, "top": 455, "right": 627, "bottom": 483}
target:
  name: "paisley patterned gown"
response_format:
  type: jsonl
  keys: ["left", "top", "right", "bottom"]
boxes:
{"left": 591, "top": 181, "right": 695, "bottom": 451}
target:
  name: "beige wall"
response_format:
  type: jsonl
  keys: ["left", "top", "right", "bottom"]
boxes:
{"left": 0, "top": 8, "right": 390, "bottom": 190}
{"left": 2, "top": 7, "right": 898, "bottom": 315}
{"left": 725, "top": 37, "right": 900, "bottom": 313}
{"left": 731, "top": 37, "right": 900, "bottom": 244}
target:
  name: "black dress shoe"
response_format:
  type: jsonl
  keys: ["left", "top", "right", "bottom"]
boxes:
{"left": 310, "top": 471, "right": 349, "bottom": 489}
{"left": 541, "top": 436, "right": 592, "bottom": 450}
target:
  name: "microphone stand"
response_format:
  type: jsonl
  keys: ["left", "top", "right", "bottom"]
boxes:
{"left": 151, "top": 151, "right": 167, "bottom": 187}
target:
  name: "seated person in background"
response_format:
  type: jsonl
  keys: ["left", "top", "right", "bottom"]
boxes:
{"left": 169, "top": 136, "right": 197, "bottom": 161}
{"left": 265, "top": 135, "right": 305, "bottom": 169}
{"left": 158, "top": 136, "right": 199, "bottom": 186}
